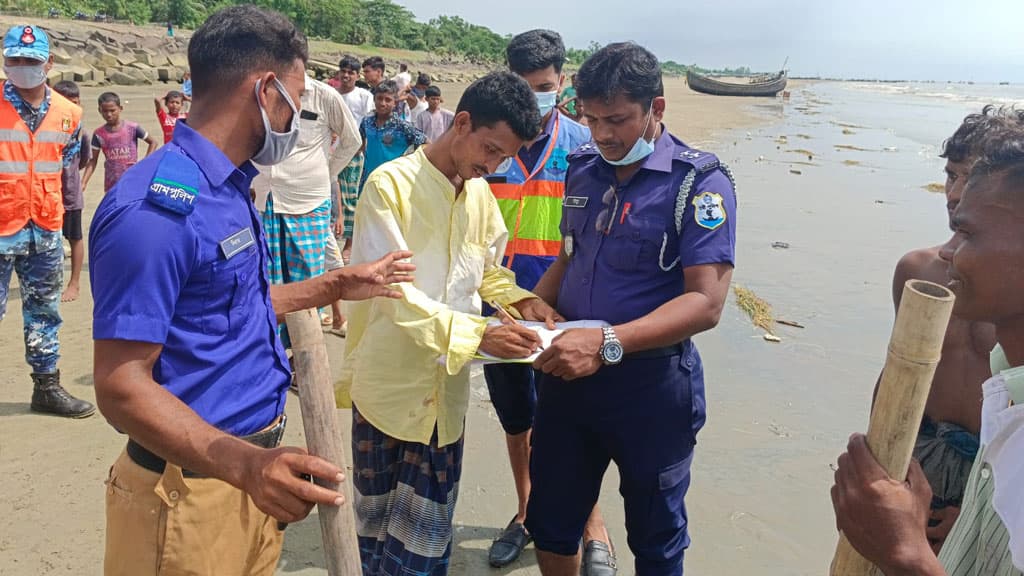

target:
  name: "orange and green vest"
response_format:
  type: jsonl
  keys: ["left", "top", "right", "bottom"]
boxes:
{"left": 0, "top": 85, "right": 81, "bottom": 236}
{"left": 486, "top": 112, "right": 590, "bottom": 290}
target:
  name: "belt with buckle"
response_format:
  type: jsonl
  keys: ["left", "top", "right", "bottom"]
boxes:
{"left": 126, "top": 414, "right": 287, "bottom": 478}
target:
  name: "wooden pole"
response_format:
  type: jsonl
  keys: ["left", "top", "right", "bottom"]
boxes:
{"left": 285, "top": 309, "right": 362, "bottom": 576}
{"left": 830, "top": 280, "right": 955, "bottom": 576}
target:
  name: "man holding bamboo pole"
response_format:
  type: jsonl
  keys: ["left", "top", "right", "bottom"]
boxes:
{"left": 89, "top": 7, "right": 414, "bottom": 575}
{"left": 880, "top": 107, "right": 1024, "bottom": 552}
{"left": 832, "top": 128, "right": 1024, "bottom": 576}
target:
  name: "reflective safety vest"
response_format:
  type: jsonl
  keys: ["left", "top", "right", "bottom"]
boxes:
{"left": 0, "top": 85, "right": 82, "bottom": 235}
{"left": 486, "top": 113, "right": 590, "bottom": 290}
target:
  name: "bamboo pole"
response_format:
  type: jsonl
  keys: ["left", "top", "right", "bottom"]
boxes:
{"left": 285, "top": 309, "right": 362, "bottom": 576}
{"left": 830, "top": 280, "right": 955, "bottom": 576}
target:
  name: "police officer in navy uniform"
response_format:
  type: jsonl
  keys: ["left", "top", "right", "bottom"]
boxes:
{"left": 526, "top": 43, "right": 737, "bottom": 576}
{"left": 88, "top": 7, "right": 414, "bottom": 575}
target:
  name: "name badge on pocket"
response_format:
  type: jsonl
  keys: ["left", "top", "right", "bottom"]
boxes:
{"left": 220, "top": 228, "right": 255, "bottom": 260}
{"left": 564, "top": 196, "right": 588, "bottom": 208}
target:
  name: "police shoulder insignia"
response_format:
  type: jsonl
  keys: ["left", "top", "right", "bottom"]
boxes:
{"left": 693, "top": 191, "right": 727, "bottom": 230}
{"left": 61, "top": 116, "right": 72, "bottom": 132}
{"left": 146, "top": 151, "right": 200, "bottom": 216}
{"left": 677, "top": 147, "right": 720, "bottom": 173}
{"left": 569, "top": 142, "right": 600, "bottom": 160}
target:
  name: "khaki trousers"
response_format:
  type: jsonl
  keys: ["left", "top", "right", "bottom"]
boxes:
{"left": 104, "top": 449, "right": 284, "bottom": 576}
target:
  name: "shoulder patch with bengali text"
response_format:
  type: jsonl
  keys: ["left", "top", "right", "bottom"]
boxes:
{"left": 145, "top": 151, "right": 200, "bottom": 216}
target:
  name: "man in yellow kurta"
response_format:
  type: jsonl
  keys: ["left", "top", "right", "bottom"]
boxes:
{"left": 336, "top": 71, "right": 562, "bottom": 576}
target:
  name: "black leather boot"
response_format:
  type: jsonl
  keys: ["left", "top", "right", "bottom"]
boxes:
{"left": 30, "top": 371, "right": 96, "bottom": 418}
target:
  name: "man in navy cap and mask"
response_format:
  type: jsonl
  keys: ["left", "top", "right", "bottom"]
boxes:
{"left": 0, "top": 23, "right": 93, "bottom": 418}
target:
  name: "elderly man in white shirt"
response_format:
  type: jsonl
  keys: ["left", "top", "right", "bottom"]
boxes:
{"left": 253, "top": 74, "right": 360, "bottom": 336}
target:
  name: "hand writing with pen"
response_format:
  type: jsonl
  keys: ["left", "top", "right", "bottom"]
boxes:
{"left": 477, "top": 298, "right": 563, "bottom": 359}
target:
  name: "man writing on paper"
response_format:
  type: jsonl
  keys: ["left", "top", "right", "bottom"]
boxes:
{"left": 482, "top": 29, "right": 607, "bottom": 572}
{"left": 336, "top": 71, "right": 561, "bottom": 576}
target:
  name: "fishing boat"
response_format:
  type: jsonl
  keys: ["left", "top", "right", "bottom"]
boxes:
{"left": 686, "top": 69, "right": 788, "bottom": 97}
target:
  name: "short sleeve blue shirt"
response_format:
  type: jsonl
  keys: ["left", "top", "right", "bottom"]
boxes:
{"left": 89, "top": 121, "right": 291, "bottom": 436}
{"left": 557, "top": 127, "right": 737, "bottom": 326}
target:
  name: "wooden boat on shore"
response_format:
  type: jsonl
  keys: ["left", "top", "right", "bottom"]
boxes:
{"left": 686, "top": 70, "right": 788, "bottom": 97}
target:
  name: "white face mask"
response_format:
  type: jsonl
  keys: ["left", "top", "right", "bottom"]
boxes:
{"left": 4, "top": 63, "right": 47, "bottom": 90}
{"left": 600, "top": 103, "right": 657, "bottom": 167}
{"left": 535, "top": 90, "right": 558, "bottom": 118}
{"left": 252, "top": 78, "right": 299, "bottom": 166}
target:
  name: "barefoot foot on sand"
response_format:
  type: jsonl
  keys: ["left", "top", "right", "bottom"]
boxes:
{"left": 62, "top": 284, "right": 80, "bottom": 302}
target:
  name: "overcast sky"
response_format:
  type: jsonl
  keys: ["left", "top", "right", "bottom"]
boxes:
{"left": 395, "top": 0, "right": 1024, "bottom": 82}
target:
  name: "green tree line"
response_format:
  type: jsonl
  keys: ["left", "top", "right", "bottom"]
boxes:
{"left": 7, "top": 0, "right": 511, "bottom": 62}
{"left": 5, "top": 0, "right": 754, "bottom": 72}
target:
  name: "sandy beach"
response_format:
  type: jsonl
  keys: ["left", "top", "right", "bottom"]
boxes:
{"left": 0, "top": 74, "right": 1002, "bottom": 575}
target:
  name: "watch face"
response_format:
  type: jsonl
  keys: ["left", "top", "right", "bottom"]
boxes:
{"left": 603, "top": 341, "right": 624, "bottom": 364}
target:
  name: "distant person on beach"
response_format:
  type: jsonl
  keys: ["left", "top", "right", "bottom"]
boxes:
{"left": 88, "top": 6, "right": 414, "bottom": 575}
{"left": 559, "top": 73, "right": 579, "bottom": 120}
{"left": 360, "top": 55, "right": 385, "bottom": 90}
{"left": 336, "top": 55, "right": 375, "bottom": 263}
{"left": 52, "top": 80, "right": 92, "bottom": 303}
{"left": 180, "top": 70, "right": 192, "bottom": 101}
{"left": 398, "top": 71, "right": 431, "bottom": 122}
{"left": 526, "top": 43, "right": 736, "bottom": 576}
{"left": 83, "top": 91, "right": 157, "bottom": 193}
{"left": 877, "top": 106, "right": 1024, "bottom": 553}
{"left": 336, "top": 70, "right": 557, "bottom": 576}
{"left": 357, "top": 80, "right": 426, "bottom": 190}
{"left": 414, "top": 85, "right": 454, "bottom": 143}
{"left": 832, "top": 125, "right": 1024, "bottom": 576}
{"left": 392, "top": 61, "right": 411, "bottom": 92}
{"left": 153, "top": 90, "right": 187, "bottom": 144}
{"left": 0, "top": 24, "right": 94, "bottom": 418}
{"left": 326, "top": 71, "right": 341, "bottom": 89}
{"left": 481, "top": 28, "right": 599, "bottom": 572}
{"left": 412, "top": 72, "right": 431, "bottom": 97}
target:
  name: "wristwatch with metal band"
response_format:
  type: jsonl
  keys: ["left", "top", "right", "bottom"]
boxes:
{"left": 600, "top": 326, "right": 624, "bottom": 365}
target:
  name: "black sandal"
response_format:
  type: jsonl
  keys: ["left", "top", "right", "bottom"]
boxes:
{"left": 582, "top": 539, "right": 617, "bottom": 576}
{"left": 488, "top": 516, "right": 532, "bottom": 568}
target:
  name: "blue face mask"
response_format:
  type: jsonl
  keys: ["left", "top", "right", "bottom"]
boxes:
{"left": 601, "top": 104, "right": 656, "bottom": 167}
{"left": 252, "top": 78, "right": 300, "bottom": 166}
{"left": 535, "top": 90, "right": 558, "bottom": 118}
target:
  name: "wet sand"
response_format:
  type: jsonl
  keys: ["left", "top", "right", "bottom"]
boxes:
{"left": 0, "top": 76, "right": 954, "bottom": 575}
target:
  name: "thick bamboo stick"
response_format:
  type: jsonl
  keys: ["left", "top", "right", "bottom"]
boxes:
{"left": 285, "top": 309, "right": 362, "bottom": 576}
{"left": 830, "top": 280, "right": 955, "bottom": 576}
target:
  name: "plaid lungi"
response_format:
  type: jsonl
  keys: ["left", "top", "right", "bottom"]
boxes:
{"left": 262, "top": 194, "right": 331, "bottom": 285}
{"left": 339, "top": 152, "right": 365, "bottom": 240}
{"left": 352, "top": 406, "right": 463, "bottom": 576}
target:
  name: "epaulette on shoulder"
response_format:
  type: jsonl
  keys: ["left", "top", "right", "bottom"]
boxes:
{"left": 145, "top": 150, "right": 200, "bottom": 216}
{"left": 674, "top": 147, "right": 721, "bottom": 174}
{"left": 568, "top": 141, "right": 601, "bottom": 161}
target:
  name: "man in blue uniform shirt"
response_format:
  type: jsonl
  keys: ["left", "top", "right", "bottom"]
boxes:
{"left": 527, "top": 43, "right": 737, "bottom": 576}
{"left": 89, "top": 7, "right": 414, "bottom": 575}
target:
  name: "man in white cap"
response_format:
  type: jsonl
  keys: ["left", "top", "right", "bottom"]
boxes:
{"left": 0, "top": 24, "right": 93, "bottom": 418}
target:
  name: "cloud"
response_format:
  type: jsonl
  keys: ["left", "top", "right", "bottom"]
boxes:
{"left": 394, "top": 0, "right": 1024, "bottom": 82}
